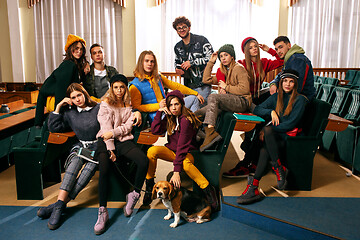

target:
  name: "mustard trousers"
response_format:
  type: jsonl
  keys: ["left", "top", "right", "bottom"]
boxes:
{"left": 146, "top": 146, "right": 209, "bottom": 189}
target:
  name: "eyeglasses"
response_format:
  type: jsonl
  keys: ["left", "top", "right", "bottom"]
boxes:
{"left": 176, "top": 26, "right": 188, "bottom": 32}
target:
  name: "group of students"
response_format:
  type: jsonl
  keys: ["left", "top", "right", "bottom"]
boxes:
{"left": 33, "top": 16, "right": 316, "bottom": 234}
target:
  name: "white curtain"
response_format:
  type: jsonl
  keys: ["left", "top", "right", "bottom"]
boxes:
{"left": 34, "top": 0, "right": 123, "bottom": 83}
{"left": 135, "top": 0, "right": 280, "bottom": 72}
{"left": 289, "top": 0, "right": 360, "bottom": 68}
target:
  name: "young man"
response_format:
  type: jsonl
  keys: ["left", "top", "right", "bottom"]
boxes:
{"left": 83, "top": 43, "right": 118, "bottom": 99}
{"left": 269, "top": 36, "right": 316, "bottom": 100}
{"left": 223, "top": 36, "right": 316, "bottom": 179}
{"left": 173, "top": 16, "right": 214, "bottom": 112}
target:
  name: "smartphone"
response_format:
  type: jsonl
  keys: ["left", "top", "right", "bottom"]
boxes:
{"left": 77, "top": 147, "right": 98, "bottom": 164}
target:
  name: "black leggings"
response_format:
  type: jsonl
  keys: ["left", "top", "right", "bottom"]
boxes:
{"left": 253, "top": 126, "right": 285, "bottom": 181}
{"left": 97, "top": 139, "right": 149, "bottom": 207}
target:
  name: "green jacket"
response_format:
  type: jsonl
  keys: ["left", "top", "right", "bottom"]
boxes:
{"left": 83, "top": 64, "right": 118, "bottom": 97}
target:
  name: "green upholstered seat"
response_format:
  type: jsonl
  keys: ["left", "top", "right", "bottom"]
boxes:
{"left": 316, "top": 84, "right": 335, "bottom": 102}
{"left": 335, "top": 89, "right": 360, "bottom": 172}
{"left": 321, "top": 87, "right": 350, "bottom": 151}
{"left": 192, "top": 111, "right": 237, "bottom": 193}
{"left": 286, "top": 99, "right": 331, "bottom": 190}
{"left": 325, "top": 77, "right": 339, "bottom": 86}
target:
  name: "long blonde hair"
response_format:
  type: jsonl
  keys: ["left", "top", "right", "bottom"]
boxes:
{"left": 165, "top": 95, "right": 202, "bottom": 135}
{"left": 275, "top": 77, "right": 299, "bottom": 116}
{"left": 244, "top": 40, "right": 265, "bottom": 84}
{"left": 133, "top": 50, "right": 160, "bottom": 82}
{"left": 102, "top": 81, "right": 131, "bottom": 107}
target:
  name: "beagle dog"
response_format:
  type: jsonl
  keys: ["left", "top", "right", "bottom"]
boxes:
{"left": 152, "top": 181, "right": 211, "bottom": 228}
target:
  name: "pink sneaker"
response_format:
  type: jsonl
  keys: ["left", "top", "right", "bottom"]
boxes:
{"left": 124, "top": 190, "right": 140, "bottom": 217}
{"left": 94, "top": 206, "right": 109, "bottom": 235}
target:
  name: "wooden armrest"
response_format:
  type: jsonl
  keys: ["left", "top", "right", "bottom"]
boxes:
{"left": 137, "top": 130, "right": 164, "bottom": 145}
{"left": 326, "top": 113, "right": 353, "bottom": 132}
{"left": 48, "top": 131, "right": 76, "bottom": 144}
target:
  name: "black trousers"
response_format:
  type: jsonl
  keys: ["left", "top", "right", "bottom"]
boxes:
{"left": 253, "top": 126, "right": 286, "bottom": 181}
{"left": 96, "top": 138, "right": 148, "bottom": 207}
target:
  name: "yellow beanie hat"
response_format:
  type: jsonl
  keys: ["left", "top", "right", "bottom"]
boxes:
{"left": 64, "top": 34, "right": 86, "bottom": 52}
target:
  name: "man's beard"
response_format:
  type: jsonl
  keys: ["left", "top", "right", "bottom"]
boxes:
{"left": 180, "top": 32, "right": 190, "bottom": 39}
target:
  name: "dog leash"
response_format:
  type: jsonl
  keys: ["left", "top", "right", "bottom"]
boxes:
{"left": 112, "top": 161, "right": 152, "bottom": 194}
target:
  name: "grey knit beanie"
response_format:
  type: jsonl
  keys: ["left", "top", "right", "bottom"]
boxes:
{"left": 218, "top": 44, "right": 236, "bottom": 60}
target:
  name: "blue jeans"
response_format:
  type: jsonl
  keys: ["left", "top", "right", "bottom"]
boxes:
{"left": 184, "top": 85, "right": 212, "bottom": 112}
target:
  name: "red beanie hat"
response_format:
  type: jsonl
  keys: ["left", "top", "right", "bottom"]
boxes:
{"left": 241, "top": 37, "right": 256, "bottom": 53}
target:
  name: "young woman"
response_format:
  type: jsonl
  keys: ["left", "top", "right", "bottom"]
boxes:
{"left": 94, "top": 74, "right": 149, "bottom": 235}
{"left": 143, "top": 90, "right": 219, "bottom": 211}
{"left": 237, "top": 69, "right": 307, "bottom": 204}
{"left": 129, "top": 50, "right": 204, "bottom": 123}
{"left": 35, "top": 34, "right": 88, "bottom": 127}
{"left": 195, "top": 44, "right": 251, "bottom": 152}
{"left": 36, "top": 83, "right": 99, "bottom": 230}
{"left": 222, "top": 37, "right": 284, "bottom": 178}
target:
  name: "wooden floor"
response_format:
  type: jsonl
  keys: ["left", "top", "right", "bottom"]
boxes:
{"left": 1, "top": 131, "right": 360, "bottom": 211}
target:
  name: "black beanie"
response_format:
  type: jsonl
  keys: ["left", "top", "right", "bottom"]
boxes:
{"left": 218, "top": 44, "right": 236, "bottom": 60}
{"left": 109, "top": 74, "right": 128, "bottom": 86}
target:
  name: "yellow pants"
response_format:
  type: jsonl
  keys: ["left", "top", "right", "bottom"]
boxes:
{"left": 146, "top": 146, "right": 209, "bottom": 189}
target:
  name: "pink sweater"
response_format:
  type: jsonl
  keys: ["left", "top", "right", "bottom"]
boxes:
{"left": 96, "top": 101, "right": 134, "bottom": 150}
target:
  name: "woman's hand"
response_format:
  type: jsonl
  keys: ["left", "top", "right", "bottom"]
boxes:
{"left": 54, "top": 97, "right": 72, "bottom": 113}
{"left": 170, "top": 172, "right": 181, "bottom": 189}
{"left": 271, "top": 110, "right": 280, "bottom": 126}
{"left": 218, "top": 81, "right": 227, "bottom": 90}
{"left": 219, "top": 88, "right": 227, "bottom": 94}
{"left": 197, "top": 94, "right": 205, "bottom": 104}
{"left": 159, "top": 99, "right": 171, "bottom": 115}
{"left": 102, "top": 131, "right": 113, "bottom": 141}
{"left": 259, "top": 44, "right": 270, "bottom": 52}
{"left": 133, "top": 111, "right": 142, "bottom": 127}
{"left": 210, "top": 51, "right": 218, "bottom": 63}
{"left": 109, "top": 150, "right": 116, "bottom": 162}
{"left": 84, "top": 62, "right": 90, "bottom": 75}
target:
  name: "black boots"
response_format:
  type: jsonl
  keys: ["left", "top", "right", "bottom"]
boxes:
{"left": 142, "top": 178, "right": 155, "bottom": 206}
{"left": 237, "top": 176, "right": 264, "bottom": 204}
{"left": 272, "top": 159, "right": 288, "bottom": 190}
{"left": 202, "top": 184, "right": 220, "bottom": 212}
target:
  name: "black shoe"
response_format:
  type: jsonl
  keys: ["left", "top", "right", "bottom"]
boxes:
{"left": 272, "top": 160, "right": 288, "bottom": 190}
{"left": 47, "top": 200, "right": 66, "bottom": 230}
{"left": 237, "top": 176, "right": 263, "bottom": 204}
{"left": 142, "top": 178, "right": 154, "bottom": 206}
{"left": 202, "top": 184, "right": 220, "bottom": 212}
{"left": 37, "top": 202, "right": 56, "bottom": 219}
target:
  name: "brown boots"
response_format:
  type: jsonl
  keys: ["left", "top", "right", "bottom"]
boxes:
{"left": 200, "top": 126, "right": 222, "bottom": 152}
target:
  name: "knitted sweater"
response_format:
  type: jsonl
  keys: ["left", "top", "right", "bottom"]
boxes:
{"left": 151, "top": 111, "right": 198, "bottom": 172}
{"left": 129, "top": 73, "right": 198, "bottom": 113}
{"left": 253, "top": 92, "right": 307, "bottom": 138}
{"left": 96, "top": 101, "right": 134, "bottom": 151}
{"left": 48, "top": 104, "right": 100, "bottom": 142}
{"left": 203, "top": 61, "right": 252, "bottom": 106}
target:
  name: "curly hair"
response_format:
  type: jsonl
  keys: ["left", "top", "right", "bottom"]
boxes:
{"left": 172, "top": 16, "right": 191, "bottom": 30}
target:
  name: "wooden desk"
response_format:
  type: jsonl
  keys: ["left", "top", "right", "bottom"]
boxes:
{"left": 326, "top": 113, "right": 353, "bottom": 132}
{"left": 338, "top": 80, "right": 350, "bottom": 86}
{"left": 0, "top": 109, "right": 37, "bottom": 132}
{"left": 0, "top": 90, "right": 39, "bottom": 104}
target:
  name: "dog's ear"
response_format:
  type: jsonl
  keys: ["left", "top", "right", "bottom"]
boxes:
{"left": 151, "top": 183, "right": 158, "bottom": 200}
{"left": 168, "top": 182, "right": 176, "bottom": 200}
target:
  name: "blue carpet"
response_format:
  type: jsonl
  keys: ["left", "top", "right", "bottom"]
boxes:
{"left": 0, "top": 205, "right": 286, "bottom": 240}
{"left": 224, "top": 196, "right": 360, "bottom": 240}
